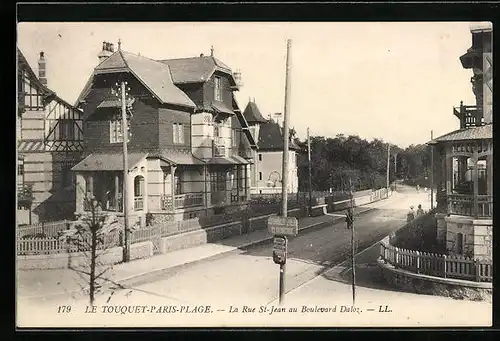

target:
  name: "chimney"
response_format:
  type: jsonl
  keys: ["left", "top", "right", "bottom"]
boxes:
{"left": 98, "top": 41, "right": 114, "bottom": 63}
{"left": 38, "top": 52, "right": 47, "bottom": 86}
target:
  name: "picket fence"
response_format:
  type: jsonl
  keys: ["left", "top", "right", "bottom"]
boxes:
{"left": 17, "top": 230, "right": 122, "bottom": 256}
{"left": 380, "top": 242, "right": 492, "bottom": 282}
{"left": 17, "top": 220, "right": 72, "bottom": 238}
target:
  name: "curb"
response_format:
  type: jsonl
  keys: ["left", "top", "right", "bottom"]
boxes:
{"left": 19, "top": 207, "right": 379, "bottom": 300}
{"left": 117, "top": 206, "right": 377, "bottom": 286}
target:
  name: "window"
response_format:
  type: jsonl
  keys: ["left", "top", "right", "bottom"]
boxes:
{"left": 214, "top": 76, "right": 222, "bottom": 101}
{"left": 258, "top": 154, "right": 262, "bottom": 161}
{"left": 57, "top": 119, "right": 75, "bottom": 140}
{"left": 259, "top": 172, "right": 262, "bottom": 181}
{"left": 134, "top": 176, "right": 144, "bottom": 197}
{"left": 18, "top": 164, "right": 24, "bottom": 176}
{"left": 214, "top": 123, "right": 220, "bottom": 138}
{"left": 232, "top": 129, "right": 238, "bottom": 147}
{"left": 174, "top": 172, "right": 182, "bottom": 195}
{"left": 210, "top": 171, "right": 227, "bottom": 192}
{"left": 173, "top": 123, "right": 184, "bottom": 144}
{"left": 110, "top": 119, "right": 130, "bottom": 143}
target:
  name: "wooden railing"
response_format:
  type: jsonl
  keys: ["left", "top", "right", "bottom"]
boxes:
{"left": 213, "top": 139, "right": 226, "bottom": 157}
{"left": 17, "top": 220, "right": 72, "bottom": 238}
{"left": 380, "top": 242, "right": 492, "bottom": 282}
{"left": 161, "top": 193, "right": 203, "bottom": 211}
{"left": 448, "top": 194, "right": 492, "bottom": 218}
{"left": 134, "top": 197, "right": 144, "bottom": 211}
{"left": 454, "top": 103, "right": 485, "bottom": 129}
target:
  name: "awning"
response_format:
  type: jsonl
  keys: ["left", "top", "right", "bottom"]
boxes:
{"left": 97, "top": 98, "right": 135, "bottom": 109}
{"left": 72, "top": 152, "right": 147, "bottom": 171}
{"left": 427, "top": 124, "right": 492, "bottom": 145}
{"left": 212, "top": 101, "right": 235, "bottom": 115}
{"left": 157, "top": 153, "right": 205, "bottom": 166}
{"left": 207, "top": 155, "right": 249, "bottom": 165}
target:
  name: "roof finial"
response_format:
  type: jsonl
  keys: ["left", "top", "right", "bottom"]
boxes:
{"left": 118, "top": 38, "right": 122, "bottom": 51}
{"left": 253, "top": 97, "right": 256, "bottom": 103}
{"left": 210, "top": 45, "right": 214, "bottom": 57}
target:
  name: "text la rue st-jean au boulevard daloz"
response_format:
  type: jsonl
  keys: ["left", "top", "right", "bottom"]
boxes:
{"left": 83, "top": 305, "right": 392, "bottom": 315}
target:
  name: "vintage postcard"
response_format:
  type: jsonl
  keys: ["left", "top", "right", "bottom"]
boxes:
{"left": 16, "top": 21, "right": 492, "bottom": 328}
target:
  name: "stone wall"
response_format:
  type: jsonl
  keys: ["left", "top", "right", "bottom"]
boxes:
{"left": 378, "top": 260, "right": 492, "bottom": 302}
{"left": 444, "top": 215, "right": 492, "bottom": 260}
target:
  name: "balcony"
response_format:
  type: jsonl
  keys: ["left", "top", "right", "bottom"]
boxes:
{"left": 134, "top": 197, "right": 144, "bottom": 211}
{"left": 453, "top": 103, "right": 484, "bottom": 129}
{"left": 447, "top": 194, "right": 492, "bottom": 218}
{"left": 161, "top": 193, "right": 204, "bottom": 211}
{"left": 213, "top": 139, "right": 226, "bottom": 157}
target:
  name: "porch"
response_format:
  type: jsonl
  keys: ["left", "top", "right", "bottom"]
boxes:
{"left": 430, "top": 125, "right": 493, "bottom": 219}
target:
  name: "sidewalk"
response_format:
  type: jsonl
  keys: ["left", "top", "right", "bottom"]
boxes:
{"left": 18, "top": 204, "right": 376, "bottom": 300}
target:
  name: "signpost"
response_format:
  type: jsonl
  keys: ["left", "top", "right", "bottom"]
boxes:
{"left": 273, "top": 236, "right": 287, "bottom": 265}
{"left": 268, "top": 216, "right": 298, "bottom": 236}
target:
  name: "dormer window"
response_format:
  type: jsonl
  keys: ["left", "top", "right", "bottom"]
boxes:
{"left": 214, "top": 76, "right": 222, "bottom": 102}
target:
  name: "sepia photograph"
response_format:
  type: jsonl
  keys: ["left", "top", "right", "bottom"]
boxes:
{"left": 16, "top": 20, "right": 492, "bottom": 328}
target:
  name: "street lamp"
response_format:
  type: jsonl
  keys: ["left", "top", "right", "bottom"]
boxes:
{"left": 111, "top": 79, "right": 133, "bottom": 262}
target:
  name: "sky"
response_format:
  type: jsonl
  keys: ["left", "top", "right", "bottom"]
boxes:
{"left": 17, "top": 22, "right": 480, "bottom": 148}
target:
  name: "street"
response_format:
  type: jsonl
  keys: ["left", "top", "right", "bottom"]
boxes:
{"left": 20, "top": 185, "right": 487, "bottom": 328}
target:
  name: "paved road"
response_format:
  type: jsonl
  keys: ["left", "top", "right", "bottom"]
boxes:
{"left": 90, "top": 186, "right": 429, "bottom": 306}
{"left": 19, "top": 186, "right": 445, "bottom": 327}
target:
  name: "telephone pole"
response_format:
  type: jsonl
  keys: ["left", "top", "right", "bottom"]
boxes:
{"left": 307, "top": 127, "right": 312, "bottom": 216}
{"left": 394, "top": 152, "right": 397, "bottom": 191}
{"left": 386, "top": 144, "right": 391, "bottom": 192}
{"left": 121, "top": 81, "right": 130, "bottom": 262}
{"left": 279, "top": 38, "right": 292, "bottom": 305}
{"left": 349, "top": 178, "right": 356, "bottom": 306}
{"left": 430, "top": 130, "right": 434, "bottom": 210}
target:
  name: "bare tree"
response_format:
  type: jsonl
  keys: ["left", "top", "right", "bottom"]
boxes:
{"left": 61, "top": 186, "right": 123, "bottom": 305}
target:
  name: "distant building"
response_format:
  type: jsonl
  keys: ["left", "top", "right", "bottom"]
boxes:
{"left": 72, "top": 42, "right": 257, "bottom": 224}
{"left": 242, "top": 100, "right": 299, "bottom": 194}
{"left": 429, "top": 22, "right": 492, "bottom": 261}
{"left": 17, "top": 48, "right": 84, "bottom": 224}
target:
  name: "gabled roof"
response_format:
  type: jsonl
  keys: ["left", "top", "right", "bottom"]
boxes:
{"left": 76, "top": 50, "right": 196, "bottom": 109}
{"left": 258, "top": 119, "right": 301, "bottom": 151}
{"left": 17, "top": 47, "right": 81, "bottom": 115}
{"left": 158, "top": 55, "right": 237, "bottom": 87}
{"left": 17, "top": 48, "right": 53, "bottom": 96}
{"left": 427, "top": 124, "right": 492, "bottom": 145}
{"left": 242, "top": 101, "right": 267, "bottom": 124}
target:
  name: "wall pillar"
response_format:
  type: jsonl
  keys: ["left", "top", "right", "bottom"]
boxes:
{"left": 472, "top": 149, "right": 479, "bottom": 218}
{"left": 171, "top": 165, "right": 177, "bottom": 210}
{"left": 75, "top": 173, "right": 86, "bottom": 213}
{"left": 245, "top": 163, "right": 250, "bottom": 200}
{"left": 445, "top": 151, "right": 453, "bottom": 214}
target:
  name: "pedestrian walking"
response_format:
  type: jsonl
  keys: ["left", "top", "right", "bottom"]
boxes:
{"left": 416, "top": 204, "right": 424, "bottom": 217}
{"left": 416, "top": 185, "right": 420, "bottom": 193}
{"left": 407, "top": 206, "right": 415, "bottom": 222}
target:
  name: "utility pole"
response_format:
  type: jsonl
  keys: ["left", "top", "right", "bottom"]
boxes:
{"left": 394, "top": 153, "right": 397, "bottom": 191}
{"left": 430, "top": 130, "right": 434, "bottom": 210}
{"left": 307, "top": 127, "right": 312, "bottom": 216}
{"left": 279, "top": 39, "right": 292, "bottom": 306}
{"left": 386, "top": 144, "right": 391, "bottom": 192}
{"left": 121, "top": 80, "right": 130, "bottom": 262}
{"left": 348, "top": 178, "right": 356, "bottom": 306}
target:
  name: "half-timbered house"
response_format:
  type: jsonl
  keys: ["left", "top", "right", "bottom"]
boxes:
{"left": 17, "top": 48, "right": 84, "bottom": 223}
{"left": 72, "top": 42, "right": 256, "bottom": 225}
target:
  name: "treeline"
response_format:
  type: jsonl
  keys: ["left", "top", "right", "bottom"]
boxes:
{"left": 292, "top": 133, "right": 432, "bottom": 192}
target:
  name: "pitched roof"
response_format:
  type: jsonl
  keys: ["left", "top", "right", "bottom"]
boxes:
{"left": 158, "top": 55, "right": 236, "bottom": 86}
{"left": 242, "top": 101, "right": 267, "bottom": 124}
{"left": 17, "top": 48, "right": 81, "bottom": 114}
{"left": 72, "top": 152, "right": 147, "bottom": 171}
{"left": 428, "top": 124, "right": 492, "bottom": 145}
{"left": 257, "top": 120, "right": 301, "bottom": 151}
{"left": 77, "top": 50, "right": 196, "bottom": 109}
{"left": 149, "top": 149, "right": 205, "bottom": 166}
